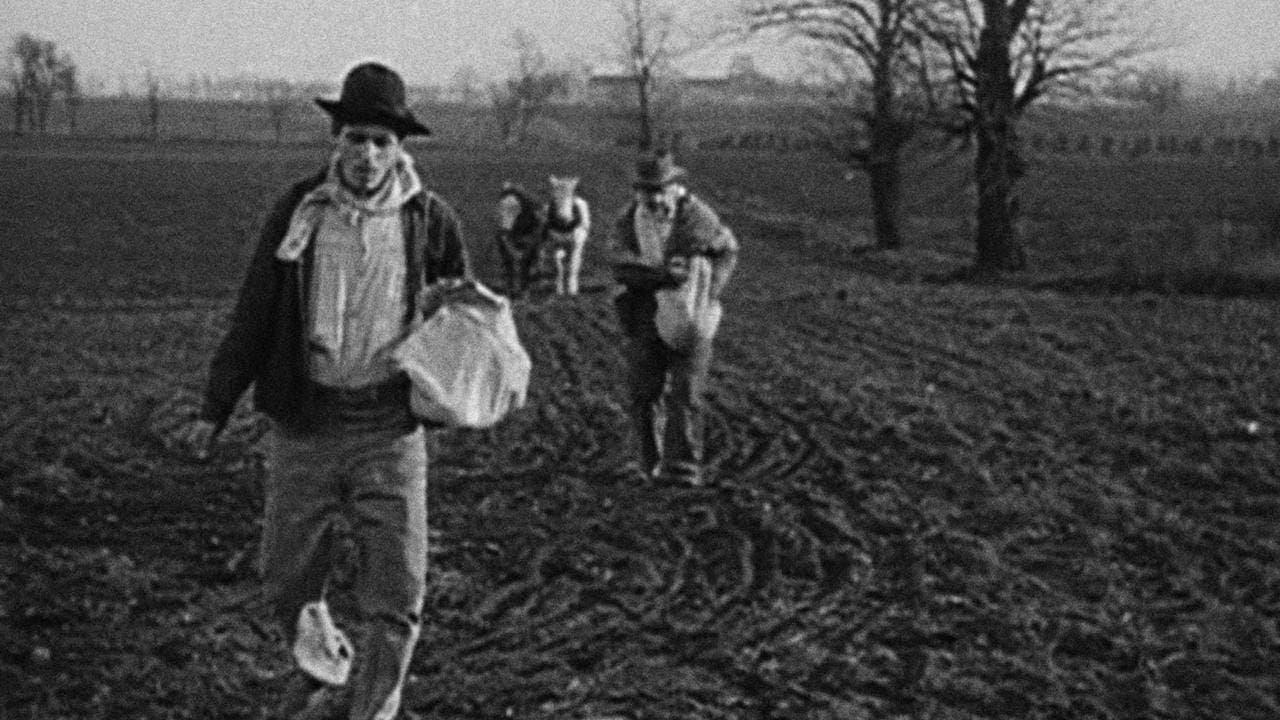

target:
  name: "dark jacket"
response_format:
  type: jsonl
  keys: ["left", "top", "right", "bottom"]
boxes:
{"left": 199, "top": 170, "right": 470, "bottom": 432}
{"left": 609, "top": 192, "right": 738, "bottom": 337}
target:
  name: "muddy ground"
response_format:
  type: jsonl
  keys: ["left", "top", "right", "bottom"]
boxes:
{"left": 1, "top": 139, "right": 1278, "bottom": 719}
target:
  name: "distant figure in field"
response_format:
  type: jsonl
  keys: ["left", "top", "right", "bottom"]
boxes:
{"left": 610, "top": 151, "right": 739, "bottom": 486}
{"left": 178, "top": 62, "right": 470, "bottom": 720}
{"left": 543, "top": 175, "right": 591, "bottom": 296}
{"left": 495, "top": 181, "right": 546, "bottom": 297}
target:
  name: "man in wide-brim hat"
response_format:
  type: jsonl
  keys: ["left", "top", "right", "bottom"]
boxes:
{"left": 609, "top": 150, "right": 739, "bottom": 486}
{"left": 180, "top": 61, "right": 469, "bottom": 720}
{"left": 313, "top": 61, "right": 432, "bottom": 139}
{"left": 631, "top": 150, "right": 688, "bottom": 190}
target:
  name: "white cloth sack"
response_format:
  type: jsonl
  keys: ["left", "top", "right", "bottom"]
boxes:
{"left": 293, "top": 599, "right": 352, "bottom": 686}
{"left": 655, "top": 255, "right": 722, "bottom": 351}
{"left": 391, "top": 280, "right": 531, "bottom": 428}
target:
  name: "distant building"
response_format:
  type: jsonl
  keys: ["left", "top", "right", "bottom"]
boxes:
{"left": 586, "top": 54, "right": 799, "bottom": 106}
{"left": 586, "top": 73, "right": 635, "bottom": 106}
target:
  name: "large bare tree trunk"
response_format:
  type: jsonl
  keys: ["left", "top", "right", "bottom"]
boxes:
{"left": 868, "top": 138, "right": 904, "bottom": 249}
{"left": 972, "top": 1, "right": 1026, "bottom": 271}
{"left": 973, "top": 124, "right": 1024, "bottom": 271}
{"left": 867, "top": 50, "right": 905, "bottom": 249}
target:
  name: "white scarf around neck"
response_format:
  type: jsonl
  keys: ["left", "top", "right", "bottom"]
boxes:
{"left": 275, "top": 150, "right": 423, "bottom": 261}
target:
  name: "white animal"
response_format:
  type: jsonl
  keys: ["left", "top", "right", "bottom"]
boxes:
{"left": 543, "top": 175, "right": 591, "bottom": 296}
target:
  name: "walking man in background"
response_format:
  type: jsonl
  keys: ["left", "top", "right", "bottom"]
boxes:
{"left": 609, "top": 151, "right": 739, "bottom": 486}
{"left": 179, "top": 62, "right": 469, "bottom": 720}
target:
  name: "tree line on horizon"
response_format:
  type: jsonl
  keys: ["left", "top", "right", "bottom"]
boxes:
{"left": 3, "top": 1, "right": 1265, "bottom": 273}
{"left": 6, "top": 33, "right": 81, "bottom": 135}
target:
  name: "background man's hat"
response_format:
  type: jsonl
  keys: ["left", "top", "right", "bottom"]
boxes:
{"left": 315, "top": 62, "right": 431, "bottom": 137}
{"left": 633, "top": 151, "right": 687, "bottom": 190}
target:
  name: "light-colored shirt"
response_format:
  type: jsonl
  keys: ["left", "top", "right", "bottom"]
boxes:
{"left": 629, "top": 185, "right": 686, "bottom": 266}
{"left": 632, "top": 205, "right": 673, "bottom": 266}
{"left": 308, "top": 206, "right": 408, "bottom": 388}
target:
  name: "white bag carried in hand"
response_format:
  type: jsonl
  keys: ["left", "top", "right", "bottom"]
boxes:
{"left": 655, "top": 254, "right": 722, "bottom": 351}
{"left": 391, "top": 280, "right": 531, "bottom": 428}
{"left": 293, "top": 599, "right": 352, "bottom": 686}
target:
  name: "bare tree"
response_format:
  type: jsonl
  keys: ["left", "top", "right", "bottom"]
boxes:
{"left": 489, "top": 31, "right": 570, "bottom": 146}
{"left": 612, "top": 0, "right": 685, "bottom": 151}
{"left": 144, "top": 68, "right": 161, "bottom": 141}
{"left": 450, "top": 65, "right": 485, "bottom": 105}
{"left": 745, "top": 0, "right": 936, "bottom": 249}
{"left": 54, "top": 54, "right": 81, "bottom": 134}
{"left": 32, "top": 39, "right": 58, "bottom": 133}
{"left": 255, "top": 78, "right": 297, "bottom": 144}
{"left": 925, "top": 0, "right": 1153, "bottom": 271}
{"left": 7, "top": 54, "right": 28, "bottom": 135}
{"left": 8, "top": 34, "right": 63, "bottom": 135}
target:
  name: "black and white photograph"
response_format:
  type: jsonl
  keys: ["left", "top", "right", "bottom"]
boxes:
{"left": 1, "top": 1, "right": 1278, "bottom": 718}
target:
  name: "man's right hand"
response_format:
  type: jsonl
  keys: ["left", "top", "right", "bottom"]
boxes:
{"left": 417, "top": 277, "right": 469, "bottom": 320}
{"left": 177, "top": 419, "right": 217, "bottom": 461}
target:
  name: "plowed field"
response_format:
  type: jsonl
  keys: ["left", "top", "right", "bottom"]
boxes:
{"left": 2, "top": 138, "right": 1278, "bottom": 720}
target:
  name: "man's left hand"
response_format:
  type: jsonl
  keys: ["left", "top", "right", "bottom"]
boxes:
{"left": 176, "top": 419, "right": 217, "bottom": 462}
{"left": 661, "top": 256, "right": 689, "bottom": 288}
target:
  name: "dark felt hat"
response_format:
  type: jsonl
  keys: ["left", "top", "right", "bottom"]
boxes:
{"left": 633, "top": 151, "right": 687, "bottom": 190}
{"left": 315, "top": 62, "right": 431, "bottom": 137}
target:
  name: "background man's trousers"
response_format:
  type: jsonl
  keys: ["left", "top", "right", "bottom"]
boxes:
{"left": 624, "top": 320, "right": 713, "bottom": 481}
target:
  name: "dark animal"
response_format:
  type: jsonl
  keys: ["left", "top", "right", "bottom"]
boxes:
{"left": 495, "top": 182, "right": 547, "bottom": 296}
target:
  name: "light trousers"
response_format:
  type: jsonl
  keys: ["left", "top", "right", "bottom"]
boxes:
{"left": 263, "top": 415, "right": 427, "bottom": 720}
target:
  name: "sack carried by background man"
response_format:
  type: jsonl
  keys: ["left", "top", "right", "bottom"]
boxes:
{"left": 655, "top": 254, "right": 722, "bottom": 352}
{"left": 391, "top": 280, "right": 531, "bottom": 428}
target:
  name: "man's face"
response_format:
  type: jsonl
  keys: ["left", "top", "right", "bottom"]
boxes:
{"left": 335, "top": 123, "right": 401, "bottom": 195}
{"left": 638, "top": 183, "right": 680, "bottom": 218}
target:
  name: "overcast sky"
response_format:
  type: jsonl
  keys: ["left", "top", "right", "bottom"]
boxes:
{"left": 2, "top": 0, "right": 1278, "bottom": 90}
